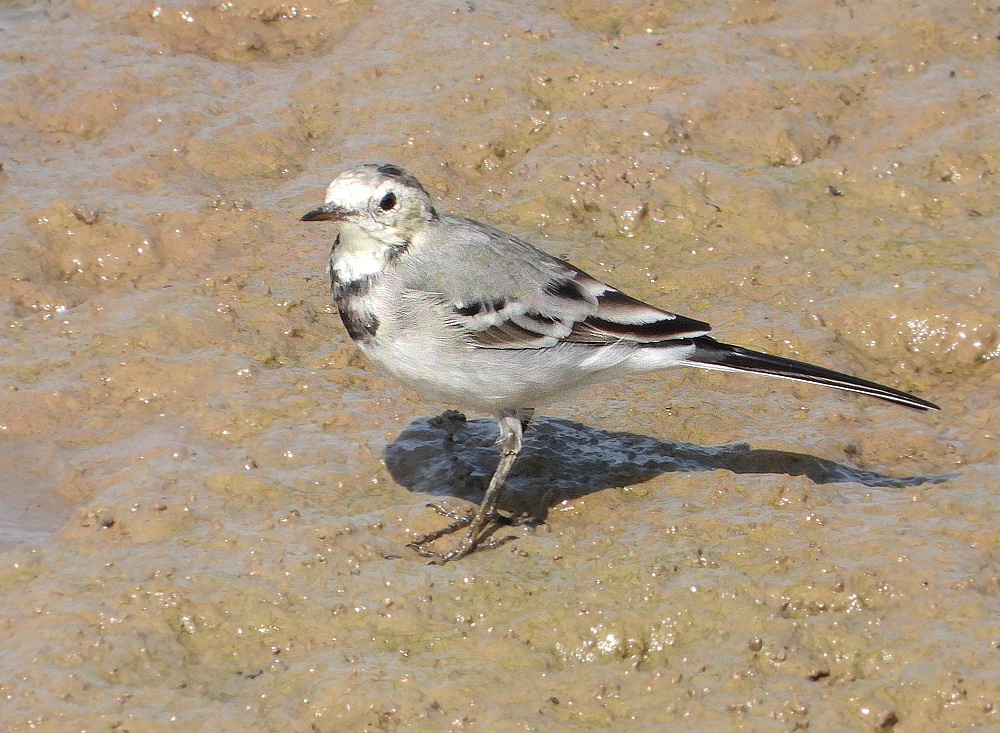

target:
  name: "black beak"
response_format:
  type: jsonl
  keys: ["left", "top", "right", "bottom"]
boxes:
{"left": 300, "top": 203, "right": 349, "bottom": 222}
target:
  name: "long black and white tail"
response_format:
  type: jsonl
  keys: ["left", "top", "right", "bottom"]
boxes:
{"left": 684, "top": 337, "right": 939, "bottom": 411}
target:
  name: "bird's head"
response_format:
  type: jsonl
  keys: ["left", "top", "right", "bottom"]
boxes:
{"left": 301, "top": 163, "right": 436, "bottom": 248}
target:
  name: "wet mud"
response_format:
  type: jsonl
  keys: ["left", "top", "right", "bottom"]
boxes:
{"left": 0, "top": 0, "right": 997, "bottom": 730}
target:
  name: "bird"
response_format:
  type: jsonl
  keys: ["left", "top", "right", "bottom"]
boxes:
{"left": 300, "top": 163, "right": 938, "bottom": 563}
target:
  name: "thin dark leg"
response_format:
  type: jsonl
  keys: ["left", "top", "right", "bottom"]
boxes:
{"left": 408, "top": 409, "right": 531, "bottom": 563}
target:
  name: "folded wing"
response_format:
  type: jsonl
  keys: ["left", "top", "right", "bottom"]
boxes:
{"left": 451, "top": 266, "right": 710, "bottom": 349}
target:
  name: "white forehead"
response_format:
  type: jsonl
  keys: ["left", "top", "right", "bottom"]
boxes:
{"left": 323, "top": 167, "right": 388, "bottom": 208}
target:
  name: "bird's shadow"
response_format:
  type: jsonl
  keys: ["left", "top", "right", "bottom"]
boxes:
{"left": 384, "top": 410, "right": 947, "bottom": 521}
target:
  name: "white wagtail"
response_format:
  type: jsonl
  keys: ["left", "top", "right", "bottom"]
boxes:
{"left": 301, "top": 163, "right": 938, "bottom": 563}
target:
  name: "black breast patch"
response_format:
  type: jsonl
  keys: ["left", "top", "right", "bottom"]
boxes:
{"left": 331, "top": 269, "right": 379, "bottom": 341}
{"left": 338, "top": 304, "right": 379, "bottom": 341}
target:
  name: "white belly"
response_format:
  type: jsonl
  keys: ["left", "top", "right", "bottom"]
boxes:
{"left": 357, "top": 331, "right": 640, "bottom": 414}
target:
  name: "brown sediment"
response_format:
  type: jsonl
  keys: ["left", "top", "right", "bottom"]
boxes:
{"left": 0, "top": 0, "right": 995, "bottom": 730}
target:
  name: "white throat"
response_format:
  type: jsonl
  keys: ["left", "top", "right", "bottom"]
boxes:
{"left": 331, "top": 222, "right": 397, "bottom": 282}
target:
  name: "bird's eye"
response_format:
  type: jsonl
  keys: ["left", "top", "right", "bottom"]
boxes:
{"left": 378, "top": 192, "right": 397, "bottom": 211}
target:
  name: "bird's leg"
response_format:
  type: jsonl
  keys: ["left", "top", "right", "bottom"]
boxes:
{"left": 408, "top": 409, "right": 531, "bottom": 563}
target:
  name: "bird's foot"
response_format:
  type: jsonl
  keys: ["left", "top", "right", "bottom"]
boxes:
{"left": 406, "top": 503, "right": 518, "bottom": 564}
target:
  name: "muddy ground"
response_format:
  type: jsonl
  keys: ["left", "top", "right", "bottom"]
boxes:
{"left": 1, "top": 0, "right": 997, "bottom": 730}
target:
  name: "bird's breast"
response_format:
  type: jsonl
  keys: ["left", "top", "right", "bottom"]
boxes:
{"left": 331, "top": 271, "right": 381, "bottom": 342}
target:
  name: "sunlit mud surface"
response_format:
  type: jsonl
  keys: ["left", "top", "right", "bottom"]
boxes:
{"left": 1, "top": 0, "right": 997, "bottom": 729}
